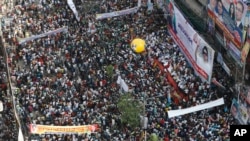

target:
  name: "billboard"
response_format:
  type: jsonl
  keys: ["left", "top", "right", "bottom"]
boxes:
{"left": 207, "top": 0, "right": 248, "bottom": 49}
{"left": 167, "top": 2, "right": 215, "bottom": 83}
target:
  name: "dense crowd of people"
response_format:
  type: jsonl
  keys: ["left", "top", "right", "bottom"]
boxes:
{"left": 0, "top": 0, "right": 238, "bottom": 140}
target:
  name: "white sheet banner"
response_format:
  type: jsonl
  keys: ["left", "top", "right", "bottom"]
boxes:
{"left": 96, "top": 7, "right": 139, "bottom": 20}
{"left": 168, "top": 98, "right": 224, "bottom": 118}
{"left": 168, "top": 3, "right": 215, "bottom": 83}
{"left": 19, "top": 27, "right": 68, "bottom": 44}
{"left": 67, "top": 0, "right": 80, "bottom": 21}
{"left": 116, "top": 76, "right": 129, "bottom": 92}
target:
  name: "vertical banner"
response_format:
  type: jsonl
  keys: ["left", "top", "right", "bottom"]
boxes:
{"left": 207, "top": 0, "right": 248, "bottom": 49}
{"left": 67, "top": 0, "right": 80, "bottom": 21}
{"left": 167, "top": 2, "right": 215, "bottom": 83}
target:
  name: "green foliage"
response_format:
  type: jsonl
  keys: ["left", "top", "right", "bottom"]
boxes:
{"left": 149, "top": 133, "right": 159, "bottom": 141}
{"left": 105, "top": 65, "right": 114, "bottom": 79}
{"left": 117, "top": 93, "right": 144, "bottom": 129}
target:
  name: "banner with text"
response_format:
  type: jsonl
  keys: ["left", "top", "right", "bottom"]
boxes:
{"left": 207, "top": 0, "right": 248, "bottom": 49}
{"left": 96, "top": 7, "right": 138, "bottom": 20}
{"left": 167, "top": 2, "right": 215, "bottom": 83}
{"left": 18, "top": 27, "right": 68, "bottom": 44}
{"left": 29, "top": 124, "right": 99, "bottom": 134}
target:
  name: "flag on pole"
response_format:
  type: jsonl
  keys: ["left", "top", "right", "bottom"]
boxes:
{"left": 67, "top": 0, "right": 80, "bottom": 21}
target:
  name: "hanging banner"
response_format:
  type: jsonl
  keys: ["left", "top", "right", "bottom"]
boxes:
{"left": 241, "top": 40, "right": 250, "bottom": 63}
{"left": 167, "top": 2, "right": 215, "bottom": 83}
{"left": 168, "top": 98, "right": 225, "bottom": 118}
{"left": 18, "top": 27, "right": 68, "bottom": 44}
{"left": 29, "top": 124, "right": 100, "bottom": 134}
{"left": 207, "top": 0, "right": 248, "bottom": 49}
{"left": 96, "top": 7, "right": 139, "bottom": 20}
{"left": 67, "top": 0, "right": 80, "bottom": 21}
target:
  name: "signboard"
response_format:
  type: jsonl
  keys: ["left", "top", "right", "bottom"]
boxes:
{"left": 207, "top": 0, "right": 248, "bottom": 49}
{"left": 167, "top": 2, "right": 215, "bottom": 83}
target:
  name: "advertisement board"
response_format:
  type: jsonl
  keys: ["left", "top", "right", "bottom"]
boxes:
{"left": 167, "top": 2, "right": 215, "bottom": 83}
{"left": 207, "top": 0, "right": 248, "bottom": 49}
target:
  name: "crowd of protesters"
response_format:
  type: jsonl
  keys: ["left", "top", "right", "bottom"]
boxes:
{"left": 0, "top": 0, "right": 238, "bottom": 140}
{"left": 0, "top": 41, "right": 18, "bottom": 140}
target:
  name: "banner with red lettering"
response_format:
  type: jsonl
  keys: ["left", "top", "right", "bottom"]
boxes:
{"left": 29, "top": 124, "right": 100, "bottom": 134}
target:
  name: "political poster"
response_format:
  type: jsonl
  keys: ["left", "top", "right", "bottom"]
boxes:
{"left": 167, "top": 2, "right": 215, "bottom": 83}
{"left": 207, "top": 0, "right": 248, "bottom": 49}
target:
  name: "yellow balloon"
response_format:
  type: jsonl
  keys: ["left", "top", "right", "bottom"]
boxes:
{"left": 131, "top": 38, "right": 146, "bottom": 53}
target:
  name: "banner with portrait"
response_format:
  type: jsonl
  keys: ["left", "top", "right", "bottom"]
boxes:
{"left": 29, "top": 124, "right": 100, "bottom": 134}
{"left": 207, "top": 0, "right": 248, "bottom": 49}
{"left": 167, "top": 2, "right": 215, "bottom": 83}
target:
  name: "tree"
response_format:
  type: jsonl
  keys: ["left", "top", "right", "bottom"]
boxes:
{"left": 117, "top": 93, "right": 144, "bottom": 130}
{"left": 149, "top": 133, "right": 160, "bottom": 141}
{"left": 105, "top": 64, "right": 114, "bottom": 80}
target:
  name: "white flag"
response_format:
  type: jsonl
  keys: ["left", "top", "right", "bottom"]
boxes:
{"left": 67, "top": 0, "right": 80, "bottom": 21}
{"left": 18, "top": 128, "right": 24, "bottom": 141}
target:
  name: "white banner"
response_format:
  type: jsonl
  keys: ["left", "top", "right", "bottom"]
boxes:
{"left": 67, "top": 0, "right": 80, "bottom": 21}
{"left": 168, "top": 3, "right": 215, "bottom": 83}
{"left": 19, "top": 27, "right": 68, "bottom": 44}
{"left": 168, "top": 98, "right": 224, "bottom": 118}
{"left": 116, "top": 76, "right": 129, "bottom": 92}
{"left": 96, "top": 7, "right": 139, "bottom": 20}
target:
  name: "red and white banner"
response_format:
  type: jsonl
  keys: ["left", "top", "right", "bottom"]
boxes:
{"left": 29, "top": 124, "right": 99, "bottom": 134}
{"left": 167, "top": 2, "right": 215, "bottom": 83}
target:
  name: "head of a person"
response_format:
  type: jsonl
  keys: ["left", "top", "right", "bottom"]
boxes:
{"left": 236, "top": 1, "right": 244, "bottom": 22}
{"left": 209, "top": 0, "right": 217, "bottom": 11}
{"left": 202, "top": 46, "right": 208, "bottom": 62}
{"left": 217, "top": 0, "right": 223, "bottom": 15}
{"left": 229, "top": 2, "right": 235, "bottom": 15}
